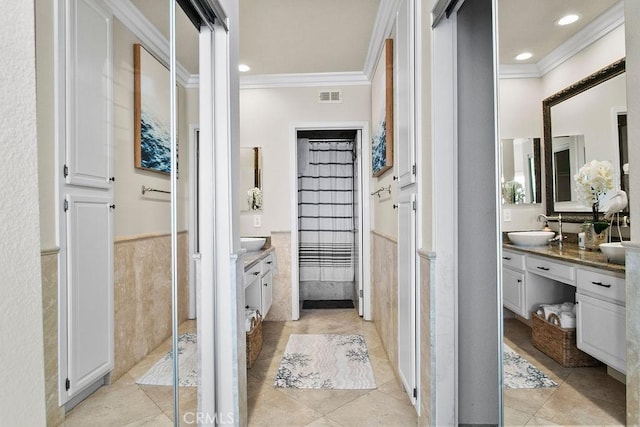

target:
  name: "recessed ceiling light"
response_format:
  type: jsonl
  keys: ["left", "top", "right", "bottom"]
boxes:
{"left": 557, "top": 14, "right": 580, "bottom": 26}
{"left": 238, "top": 64, "right": 251, "bottom": 72}
{"left": 515, "top": 52, "right": 533, "bottom": 61}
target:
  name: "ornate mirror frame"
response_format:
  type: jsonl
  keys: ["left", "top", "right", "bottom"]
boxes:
{"left": 543, "top": 58, "right": 626, "bottom": 222}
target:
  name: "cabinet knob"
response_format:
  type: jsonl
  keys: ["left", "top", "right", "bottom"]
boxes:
{"left": 253, "top": 272, "right": 260, "bottom": 276}
{"left": 266, "top": 261, "right": 272, "bottom": 265}
{"left": 264, "top": 283, "right": 268, "bottom": 287}
{"left": 517, "top": 279, "right": 522, "bottom": 283}
{"left": 503, "top": 257, "right": 511, "bottom": 261}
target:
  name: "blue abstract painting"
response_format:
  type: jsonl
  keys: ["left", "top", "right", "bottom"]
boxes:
{"left": 371, "top": 39, "right": 393, "bottom": 177}
{"left": 134, "top": 44, "right": 174, "bottom": 175}
{"left": 372, "top": 119, "right": 387, "bottom": 174}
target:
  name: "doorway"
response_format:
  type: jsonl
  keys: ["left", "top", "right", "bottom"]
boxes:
{"left": 290, "top": 122, "right": 371, "bottom": 321}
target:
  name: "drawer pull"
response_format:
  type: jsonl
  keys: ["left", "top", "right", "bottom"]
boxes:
{"left": 253, "top": 271, "right": 260, "bottom": 276}
{"left": 592, "top": 281, "right": 612, "bottom": 288}
{"left": 502, "top": 257, "right": 511, "bottom": 261}
{"left": 536, "top": 266, "right": 550, "bottom": 271}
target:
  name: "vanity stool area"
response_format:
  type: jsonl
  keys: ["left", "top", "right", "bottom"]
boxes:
{"left": 503, "top": 242, "right": 626, "bottom": 374}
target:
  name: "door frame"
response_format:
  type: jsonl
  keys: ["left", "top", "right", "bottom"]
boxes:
{"left": 289, "top": 121, "right": 372, "bottom": 320}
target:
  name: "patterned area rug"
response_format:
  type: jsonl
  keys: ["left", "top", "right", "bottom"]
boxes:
{"left": 504, "top": 344, "right": 557, "bottom": 389}
{"left": 136, "top": 333, "right": 198, "bottom": 387}
{"left": 275, "top": 334, "right": 377, "bottom": 389}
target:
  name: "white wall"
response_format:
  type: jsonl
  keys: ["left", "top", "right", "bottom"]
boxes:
{"left": 113, "top": 19, "right": 196, "bottom": 237}
{"left": 0, "top": 1, "right": 47, "bottom": 423}
{"left": 239, "top": 85, "right": 371, "bottom": 235}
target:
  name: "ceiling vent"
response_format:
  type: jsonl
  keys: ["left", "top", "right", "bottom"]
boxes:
{"left": 319, "top": 90, "right": 342, "bottom": 103}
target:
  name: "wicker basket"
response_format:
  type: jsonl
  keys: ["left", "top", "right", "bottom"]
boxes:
{"left": 246, "top": 311, "right": 263, "bottom": 369}
{"left": 531, "top": 312, "right": 600, "bottom": 368}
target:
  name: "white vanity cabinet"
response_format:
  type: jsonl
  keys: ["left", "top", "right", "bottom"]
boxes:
{"left": 576, "top": 267, "right": 626, "bottom": 373}
{"left": 502, "top": 250, "right": 526, "bottom": 316}
{"left": 502, "top": 250, "right": 575, "bottom": 319}
{"left": 244, "top": 250, "right": 274, "bottom": 318}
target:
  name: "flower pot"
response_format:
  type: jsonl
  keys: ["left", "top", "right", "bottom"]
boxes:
{"left": 582, "top": 223, "right": 609, "bottom": 250}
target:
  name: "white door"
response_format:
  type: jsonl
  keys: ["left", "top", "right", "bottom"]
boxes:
{"left": 58, "top": 0, "right": 114, "bottom": 403}
{"left": 65, "top": 195, "right": 114, "bottom": 394}
{"left": 394, "top": 0, "right": 416, "bottom": 189}
{"left": 397, "top": 192, "right": 417, "bottom": 404}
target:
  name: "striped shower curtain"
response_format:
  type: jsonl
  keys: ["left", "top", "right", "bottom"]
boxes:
{"left": 298, "top": 139, "right": 355, "bottom": 283}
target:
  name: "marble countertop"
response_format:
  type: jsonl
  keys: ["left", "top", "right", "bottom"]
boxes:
{"left": 242, "top": 246, "right": 275, "bottom": 270}
{"left": 503, "top": 242, "right": 625, "bottom": 274}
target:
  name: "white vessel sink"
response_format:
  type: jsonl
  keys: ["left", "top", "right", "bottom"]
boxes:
{"left": 240, "top": 237, "right": 266, "bottom": 252}
{"left": 507, "top": 231, "right": 555, "bottom": 247}
{"left": 599, "top": 242, "right": 625, "bottom": 264}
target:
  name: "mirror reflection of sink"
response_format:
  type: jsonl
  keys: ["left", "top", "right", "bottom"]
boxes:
{"left": 599, "top": 242, "right": 625, "bottom": 264}
{"left": 507, "top": 231, "right": 555, "bottom": 247}
{"left": 240, "top": 237, "right": 266, "bottom": 252}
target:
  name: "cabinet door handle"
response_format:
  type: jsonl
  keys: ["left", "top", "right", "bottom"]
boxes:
{"left": 592, "top": 281, "right": 612, "bottom": 288}
{"left": 253, "top": 272, "right": 260, "bottom": 276}
{"left": 517, "top": 279, "right": 522, "bottom": 283}
{"left": 503, "top": 257, "right": 511, "bottom": 261}
{"left": 536, "top": 266, "right": 550, "bottom": 271}
{"left": 264, "top": 283, "right": 268, "bottom": 287}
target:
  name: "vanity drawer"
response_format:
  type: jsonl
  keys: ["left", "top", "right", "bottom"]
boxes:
{"left": 502, "top": 250, "right": 525, "bottom": 271}
{"left": 244, "top": 262, "right": 262, "bottom": 287}
{"left": 261, "top": 254, "right": 274, "bottom": 276}
{"left": 526, "top": 255, "right": 575, "bottom": 284}
{"left": 577, "top": 268, "right": 625, "bottom": 304}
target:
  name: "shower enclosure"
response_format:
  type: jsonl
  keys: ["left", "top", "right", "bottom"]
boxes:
{"left": 297, "top": 130, "right": 359, "bottom": 307}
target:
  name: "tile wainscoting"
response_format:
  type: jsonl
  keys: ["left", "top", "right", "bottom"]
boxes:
{"left": 418, "top": 249, "right": 435, "bottom": 425}
{"left": 371, "top": 231, "right": 399, "bottom": 373}
{"left": 265, "top": 231, "right": 293, "bottom": 321}
{"left": 112, "top": 232, "right": 190, "bottom": 380}
{"left": 41, "top": 249, "right": 65, "bottom": 427}
{"left": 626, "top": 244, "right": 640, "bottom": 425}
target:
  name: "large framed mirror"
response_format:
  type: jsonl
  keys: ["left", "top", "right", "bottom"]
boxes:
{"left": 543, "top": 58, "right": 628, "bottom": 221}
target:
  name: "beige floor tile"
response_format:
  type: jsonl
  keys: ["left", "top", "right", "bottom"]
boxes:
{"left": 64, "top": 374, "right": 163, "bottom": 427}
{"left": 278, "top": 388, "right": 369, "bottom": 415}
{"left": 122, "top": 413, "right": 174, "bottom": 426}
{"left": 247, "top": 387, "right": 323, "bottom": 426}
{"left": 137, "top": 385, "right": 197, "bottom": 424}
{"left": 504, "top": 405, "right": 533, "bottom": 426}
{"left": 325, "top": 390, "right": 417, "bottom": 427}
{"left": 534, "top": 377, "right": 626, "bottom": 425}
{"left": 377, "top": 378, "right": 408, "bottom": 398}
{"left": 305, "top": 416, "right": 346, "bottom": 427}
{"left": 503, "top": 388, "right": 557, "bottom": 416}
{"left": 524, "top": 415, "right": 559, "bottom": 426}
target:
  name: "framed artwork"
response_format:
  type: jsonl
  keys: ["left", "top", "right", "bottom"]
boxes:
{"left": 371, "top": 38, "right": 394, "bottom": 177}
{"left": 134, "top": 43, "right": 173, "bottom": 175}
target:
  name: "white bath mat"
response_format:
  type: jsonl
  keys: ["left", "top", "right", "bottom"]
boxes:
{"left": 136, "top": 332, "right": 198, "bottom": 387}
{"left": 274, "top": 334, "right": 377, "bottom": 389}
{"left": 503, "top": 344, "right": 557, "bottom": 389}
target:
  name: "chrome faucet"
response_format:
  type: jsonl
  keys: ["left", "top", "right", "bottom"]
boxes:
{"left": 537, "top": 213, "right": 563, "bottom": 247}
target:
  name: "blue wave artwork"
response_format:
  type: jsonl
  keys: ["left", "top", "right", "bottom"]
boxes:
{"left": 140, "top": 108, "right": 171, "bottom": 173}
{"left": 372, "top": 119, "right": 387, "bottom": 174}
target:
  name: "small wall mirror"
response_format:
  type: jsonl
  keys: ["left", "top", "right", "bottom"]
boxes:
{"left": 543, "top": 59, "right": 628, "bottom": 220}
{"left": 240, "top": 147, "right": 262, "bottom": 211}
{"left": 501, "top": 137, "right": 541, "bottom": 204}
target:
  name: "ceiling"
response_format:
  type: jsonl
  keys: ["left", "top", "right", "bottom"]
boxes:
{"left": 131, "top": 0, "right": 622, "bottom": 77}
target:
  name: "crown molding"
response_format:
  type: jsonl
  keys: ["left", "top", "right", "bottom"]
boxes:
{"left": 500, "top": 1, "right": 624, "bottom": 79}
{"left": 363, "top": 0, "right": 403, "bottom": 80}
{"left": 108, "top": 0, "right": 194, "bottom": 87}
{"left": 239, "top": 72, "right": 370, "bottom": 90}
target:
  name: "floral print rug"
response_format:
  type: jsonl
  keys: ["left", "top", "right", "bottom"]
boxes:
{"left": 275, "top": 334, "right": 377, "bottom": 389}
{"left": 136, "top": 332, "right": 198, "bottom": 387}
{"left": 504, "top": 343, "right": 557, "bottom": 389}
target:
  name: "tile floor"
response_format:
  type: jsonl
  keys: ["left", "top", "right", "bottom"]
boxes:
{"left": 63, "top": 309, "right": 418, "bottom": 426}
{"left": 64, "top": 311, "right": 623, "bottom": 426}
{"left": 246, "top": 308, "right": 418, "bottom": 426}
{"left": 503, "top": 318, "right": 626, "bottom": 426}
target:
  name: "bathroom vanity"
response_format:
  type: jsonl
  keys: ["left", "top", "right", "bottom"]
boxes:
{"left": 503, "top": 242, "right": 626, "bottom": 373}
{"left": 243, "top": 247, "right": 275, "bottom": 318}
